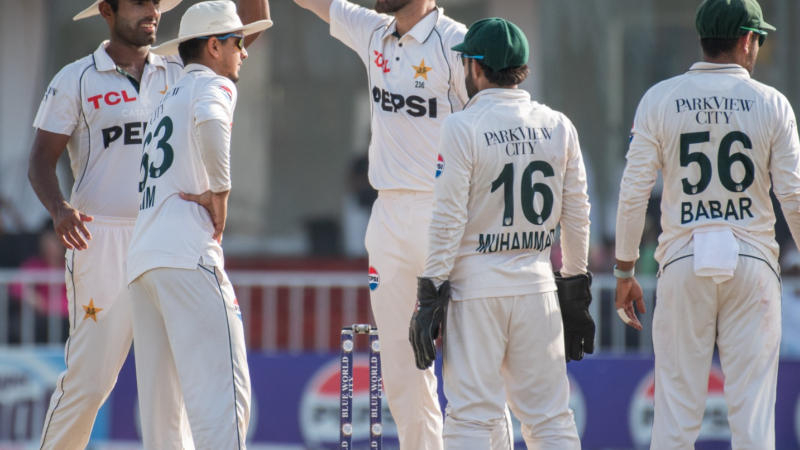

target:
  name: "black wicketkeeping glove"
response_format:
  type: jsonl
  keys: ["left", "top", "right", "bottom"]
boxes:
{"left": 555, "top": 272, "right": 595, "bottom": 362}
{"left": 408, "top": 277, "right": 450, "bottom": 370}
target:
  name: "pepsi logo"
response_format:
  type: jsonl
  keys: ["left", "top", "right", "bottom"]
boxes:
{"left": 368, "top": 267, "right": 380, "bottom": 291}
{"left": 299, "top": 358, "right": 396, "bottom": 446}
{"left": 435, "top": 154, "right": 445, "bottom": 178}
{"left": 629, "top": 365, "right": 730, "bottom": 446}
{"left": 233, "top": 298, "right": 242, "bottom": 321}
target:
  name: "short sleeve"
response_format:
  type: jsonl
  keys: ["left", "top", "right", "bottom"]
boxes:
{"left": 329, "top": 0, "right": 389, "bottom": 64}
{"left": 32, "top": 65, "right": 82, "bottom": 136}
{"left": 194, "top": 77, "right": 237, "bottom": 125}
{"left": 446, "top": 27, "right": 469, "bottom": 109}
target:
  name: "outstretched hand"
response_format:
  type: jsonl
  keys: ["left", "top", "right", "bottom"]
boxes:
{"left": 614, "top": 277, "right": 645, "bottom": 331}
{"left": 52, "top": 202, "right": 93, "bottom": 250}
{"left": 179, "top": 190, "right": 230, "bottom": 243}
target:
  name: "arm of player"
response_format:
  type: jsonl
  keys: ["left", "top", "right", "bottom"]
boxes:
{"left": 297, "top": 0, "right": 388, "bottom": 64}
{"left": 179, "top": 190, "right": 230, "bottom": 243}
{"left": 239, "top": 0, "right": 272, "bottom": 47}
{"left": 614, "top": 93, "right": 660, "bottom": 330}
{"left": 422, "top": 118, "right": 472, "bottom": 285}
{"left": 558, "top": 118, "right": 590, "bottom": 277}
{"left": 292, "top": 0, "right": 333, "bottom": 23}
{"left": 614, "top": 259, "right": 644, "bottom": 331}
{"left": 410, "top": 118, "right": 469, "bottom": 370}
{"left": 179, "top": 119, "right": 233, "bottom": 241}
{"left": 769, "top": 97, "right": 800, "bottom": 251}
{"left": 181, "top": 79, "right": 236, "bottom": 243}
{"left": 28, "top": 129, "right": 93, "bottom": 250}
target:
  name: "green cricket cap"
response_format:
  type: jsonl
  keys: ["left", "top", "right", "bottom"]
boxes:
{"left": 451, "top": 18, "right": 529, "bottom": 72}
{"left": 696, "top": 0, "right": 775, "bottom": 39}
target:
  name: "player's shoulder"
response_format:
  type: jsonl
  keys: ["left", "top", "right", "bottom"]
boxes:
{"left": 196, "top": 73, "right": 237, "bottom": 104}
{"left": 433, "top": 12, "right": 467, "bottom": 45}
{"left": 645, "top": 72, "right": 687, "bottom": 99}
{"left": 333, "top": 0, "right": 392, "bottom": 27}
{"left": 152, "top": 53, "right": 185, "bottom": 75}
{"left": 631, "top": 72, "right": 689, "bottom": 114}
{"left": 49, "top": 53, "right": 96, "bottom": 85}
{"left": 745, "top": 78, "right": 791, "bottom": 108}
{"left": 442, "top": 105, "right": 474, "bottom": 134}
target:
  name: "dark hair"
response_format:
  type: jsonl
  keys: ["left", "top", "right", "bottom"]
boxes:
{"left": 103, "top": 0, "right": 119, "bottom": 12}
{"left": 178, "top": 34, "right": 240, "bottom": 65}
{"left": 477, "top": 61, "right": 530, "bottom": 87}
{"left": 700, "top": 37, "right": 743, "bottom": 58}
{"left": 178, "top": 38, "right": 207, "bottom": 65}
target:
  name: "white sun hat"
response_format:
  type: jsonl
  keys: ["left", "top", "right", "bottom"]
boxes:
{"left": 73, "top": 0, "right": 184, "bottom": 21}
{"left": 151, "top": 0, "right": 273, "bottom": 56}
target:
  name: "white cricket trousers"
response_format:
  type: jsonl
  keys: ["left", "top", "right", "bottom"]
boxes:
{"left": 39, "top": 217, "right": 191, "bottom": 450}
{"left": 651, "top": 243, "right": 781, "bottom": 450}
{"left": 442, "top": 292, "right": 580, "bottom": 450}
{"left": 129, "top": 264, "right": 251, "bottom": 450}
{"left": 365, "top": 190, "right": 512, "bottom": 450}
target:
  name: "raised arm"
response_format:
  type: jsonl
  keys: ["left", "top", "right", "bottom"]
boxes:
{"left": 239, "top": 0, "right": 272, "bottom": 46}
{"left": 293, "top": 0, "right": 333, "bottom": 23}
{"left": 28, "top": 129, "right": 93, "bottom": 250}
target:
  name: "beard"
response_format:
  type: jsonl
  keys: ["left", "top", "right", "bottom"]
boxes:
{"left": 465, "top": 68, "right": 478, "bottom": 98}
{"left": 375, "top": 0, "right": 412, "bottom": 14}
{"left": 114, "top": 18, "right": 158, "bottom": 47}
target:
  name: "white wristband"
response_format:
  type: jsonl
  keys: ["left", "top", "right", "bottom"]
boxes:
{"left": 613, "top": 264, "right": 635, "bottom": 279}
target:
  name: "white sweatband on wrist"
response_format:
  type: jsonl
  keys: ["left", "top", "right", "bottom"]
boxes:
{"left": 196, "top": 119, "right": 232, "bottom": 193}
{"left": 613, "top": 264, "right": 635, "bottom": 279}
{"left": 616, "top": 308, "right": 633, "bottom": 325}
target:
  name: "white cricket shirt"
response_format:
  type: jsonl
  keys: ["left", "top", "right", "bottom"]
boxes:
{"left": 127, "top": 64, "right": 237, "bottom": 283}
{"left": 616, "top": 62, "right": 800, "bottom": 269}
{"left": 329, "top": 0, "right": 468, "bottom": 192}
{"left": 32, "top": 41, "right": 183, "bottom": 219}
{"left": 422, "top": 89, "right": 591, "bottom": 300}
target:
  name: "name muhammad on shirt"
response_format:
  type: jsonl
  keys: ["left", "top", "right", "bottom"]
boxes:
{"left": 476, "top": 228, "right": 556, "bottom": 254}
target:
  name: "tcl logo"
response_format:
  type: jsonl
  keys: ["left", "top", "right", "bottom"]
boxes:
{"left": 373, "top": 50, "right": 390, "bottom": 73}
{"left": 87, "top": 90, "right": 137, "bottom": 109}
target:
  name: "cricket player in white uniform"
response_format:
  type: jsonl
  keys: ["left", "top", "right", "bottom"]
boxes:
{"left": 28, "top": 1, "right": 188, "bottom": 448}
{"left": 126, "top": 2, "right": 271, "bottom": 448}
{"left": 614, "top": 0, "right": 800, "bottom": 448}
{"left": 28, "top": 0, "right": 268, "bottom": 448}
{"left": 290, "top": 0, "right": 503, "bottom": 448}
{"left": 410, "top": 18, "right": 592, "bottom": 450}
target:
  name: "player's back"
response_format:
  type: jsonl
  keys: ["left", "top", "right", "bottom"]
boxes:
{"left": 634, "top": 62, "right": 794, "bottom": 264}
{"left": 127, "top": 65, "right": 238, "bottom": 283}
{"left": 438, "top": 88, "right": 583, "bottom": 300}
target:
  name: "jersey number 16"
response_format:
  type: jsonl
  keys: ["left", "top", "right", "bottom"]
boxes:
{"left": 491, "top": 161, "right": 555, "bottom": 227}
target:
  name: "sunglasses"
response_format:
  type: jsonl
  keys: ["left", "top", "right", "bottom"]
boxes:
{"left": 740, "top": 26, "right": 766, "bottom": 46}
{"left": 460, "top": 53, "right": 485, "bottom": 64}
{"left": 197, "top": 32, "right": 245, "bottom": 50}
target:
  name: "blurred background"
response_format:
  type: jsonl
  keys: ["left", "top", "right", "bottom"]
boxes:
{"left": 0, "top": 0, "right": 799, "bottom": 448}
